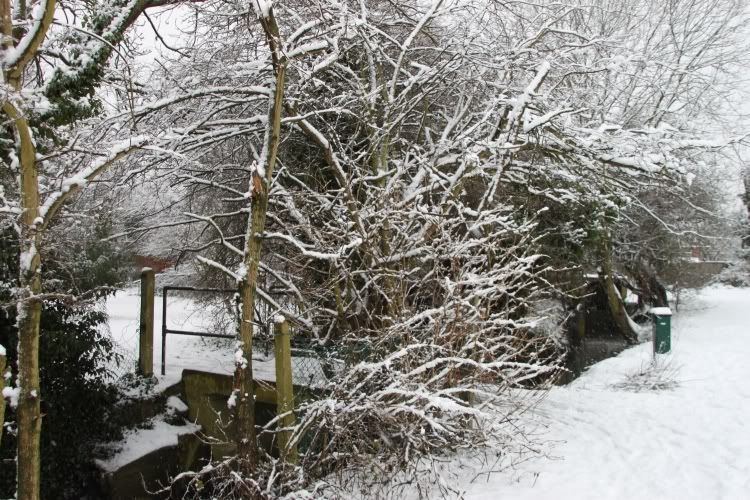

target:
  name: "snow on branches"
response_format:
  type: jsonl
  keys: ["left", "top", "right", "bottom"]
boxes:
{"left": 89, "top": 0, "right": 748, "bottom": 496}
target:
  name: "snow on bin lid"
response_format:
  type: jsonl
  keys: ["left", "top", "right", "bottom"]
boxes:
{"left": 649, "top": 307, "right": 672, "bottom": 316}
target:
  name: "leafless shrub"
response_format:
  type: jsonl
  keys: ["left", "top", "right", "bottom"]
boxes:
{"left": 613, "top": 357, "right": 680, "bottom": 393}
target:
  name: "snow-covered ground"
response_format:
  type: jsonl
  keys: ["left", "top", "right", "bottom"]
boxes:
{"left": 103, "top": 288, "right": 326, "bottom": 391}
{"left": 104, "top": 288, "right": 236, "bottom": 389}
{"left": 102, "top": 286, "right": 749, "bottom": 498}
{"left": 462, "top": 286, "right": 750, "bottom": 500}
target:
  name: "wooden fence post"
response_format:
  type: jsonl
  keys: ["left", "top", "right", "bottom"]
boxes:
{"left": 139, "top": 268, "right": 155, "bottom": 377}
{"left": 274, "top": 319, "right": 298, "bottom": 464}
{"left": 0, "top": 347, "right": 6, "bottom": 447}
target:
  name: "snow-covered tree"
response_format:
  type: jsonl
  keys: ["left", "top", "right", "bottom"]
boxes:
{"left": 119, "top": 0, "right": 609, "bottom": 494}
{"left": 0, "top": 1, "right": 206, "bottom": 497}
{"left": 86, "top": 0, "right": 749, "bottom": 495}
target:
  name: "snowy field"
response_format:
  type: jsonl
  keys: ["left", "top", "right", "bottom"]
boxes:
{"left": 103, "top": 288, "right": 326, "bottom": 390}
{"left": 461, "top": 286, "right": 750, "bottom": 500}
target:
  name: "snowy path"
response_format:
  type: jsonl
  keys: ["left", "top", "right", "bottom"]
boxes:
{"left": 465, "top": 286, "right": 750, "bottom": 500}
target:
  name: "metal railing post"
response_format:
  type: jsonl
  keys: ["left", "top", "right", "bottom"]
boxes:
{"left": 162, "top": 287, "right": 168, "bottom": 376}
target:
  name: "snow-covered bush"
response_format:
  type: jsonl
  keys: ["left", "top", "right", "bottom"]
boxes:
{"left": 714, "top": 255, "right": 750, "bottom": 288}
{"left": 95, "top": 0, "right": 747, "bottom": 496}
{"left": 282, "top": 240, "right": 563, "bottom": 493}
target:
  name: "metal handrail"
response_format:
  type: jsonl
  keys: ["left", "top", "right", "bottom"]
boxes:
{"left": 161, "top": 286, "right": 238, "bottom": 375}
{"left": 160, "top": 285, "right": 300, "bottom": 376}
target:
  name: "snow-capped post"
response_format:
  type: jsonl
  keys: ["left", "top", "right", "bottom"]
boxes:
{"left": 138, "top": 268, "right": 156, "bottom": 377}
{"left": 273, "top": 317, "right": 297, "bottom": 465}
{"left": 650, "top": 307, "right": 672, "bottom": 355}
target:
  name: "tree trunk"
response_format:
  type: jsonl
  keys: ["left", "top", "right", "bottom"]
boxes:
{"left": 16, "top": 143, "right": 43, "bottom": 500}
{"left": 15, "top": 290, "right": 42, "bottom": 500}
{"left": 2, "top": 1, "right": 56, "bottom": 495}
{"left": 1, "top": 96, "right": 43, "bottom": 500}
{"left": 13, "top": 118, "right": 43, "bottom": 500}
{"left": 235, "top": 6, "right": 287, "bottom": 476}
{"left": 600, "top": 235, "right": 638, "bottom": 344}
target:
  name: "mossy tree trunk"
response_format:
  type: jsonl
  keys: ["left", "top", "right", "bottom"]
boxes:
{"left": 235, "top": 6, "right": 287, "bottom": 476}
{"left": 599, "top": 234, "right": 638, "bottom": 345}
{"left": 2, "top": 3, "right": 56, "bottom": 496}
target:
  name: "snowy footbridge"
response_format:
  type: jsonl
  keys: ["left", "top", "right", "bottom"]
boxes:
{"left": 156, "top": 283, "right": 329, "bottom": 387}
{"left": 98, "top": 273, "right": 332, "bottom": 498}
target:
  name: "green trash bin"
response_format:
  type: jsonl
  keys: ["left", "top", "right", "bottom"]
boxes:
{"left": 649, "top": 307, "right": 672, "bottom": 354}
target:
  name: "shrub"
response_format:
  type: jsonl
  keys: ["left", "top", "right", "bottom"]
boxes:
{"left": 0, "top": 221, "right": 132, "bottom": 498}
